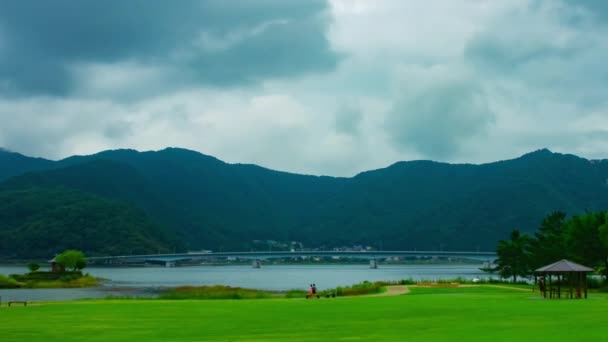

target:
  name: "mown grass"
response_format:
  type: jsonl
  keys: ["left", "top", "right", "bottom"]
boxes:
{"left": 2, "top": 285, "right": 607, "bottom": 341}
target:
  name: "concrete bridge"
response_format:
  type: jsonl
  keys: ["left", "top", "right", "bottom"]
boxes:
{"left": 87, "top": 250, "right": 497, "bottom": 268}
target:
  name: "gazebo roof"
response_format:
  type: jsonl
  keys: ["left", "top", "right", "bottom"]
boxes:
{"left": 535, "top": 259, "right": 593, "bottom": 273}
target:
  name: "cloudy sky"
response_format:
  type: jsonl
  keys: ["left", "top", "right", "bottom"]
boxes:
{"left": 1, "top": 0, "right": 607, "bottom": 176}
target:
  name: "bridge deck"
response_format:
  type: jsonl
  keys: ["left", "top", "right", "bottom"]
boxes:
{"left": 88, "top": 250, "right": 496, "bottom": 263}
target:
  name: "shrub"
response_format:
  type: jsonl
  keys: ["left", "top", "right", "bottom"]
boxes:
{"left": 400, "top": 278, "right": 417, "bottom": 285}
{"left": 159, "top": 286, "right": 274, "bottom": 300}
{"left": 319, "top": 281, "right": 384, "bottom": 297}
{"left": 586, "top": 277, "right": 605, "bottom": 289}
{"left": 375, "top": 279, "right": 415, "bottom": 286}
{"left": 27, "top": 263, "right": 40, "bottom": 272}
{"left": 0, "top": 274, "right": 20, "bottom": 288}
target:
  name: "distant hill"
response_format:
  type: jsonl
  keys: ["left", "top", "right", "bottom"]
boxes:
{"left": 0, "top": 187, "right": 177, "bottom": 259}
{"left": 1, "top": 147, "right": 608, "bottom": 257}
{"left": 0, "top": 149, "right": 54, "bottom": 181}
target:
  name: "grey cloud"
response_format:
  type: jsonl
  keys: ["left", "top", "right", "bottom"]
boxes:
{"left": 386, "top": 79, "right": 494, "bottom": 160}
{"left": 334, "top": 106, "right": 362, "bottom": 135}
{"left": 463, "top": 1, "right": 608, "bottom": 109}
{"left": 562, "top": 0, "right": 608, "bottom": 22}
{"left": 464, "top": 32, "right": 576, "bottom": 72}
{"left": 103, "top": 121, "right": 133, "bottom": 140}
{"left": 0, "top": 0, "right": 338, "bottom": 96}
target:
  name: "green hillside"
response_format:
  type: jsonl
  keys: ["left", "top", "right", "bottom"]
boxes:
{"left": 0, "top": 187, "right": 176, "bottom": 258}
{"left": 0, "top": 149, "right": 54, "bottom": 181}
{"left": 1, "top": 147, "right": 608, "bottom": 257}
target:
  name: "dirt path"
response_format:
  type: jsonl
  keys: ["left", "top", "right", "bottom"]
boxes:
{"left": 483, "top": 285, "right": 532, "bottom": 292}
{"left": 369, "top": 285, "right": 410, "bottom": 297}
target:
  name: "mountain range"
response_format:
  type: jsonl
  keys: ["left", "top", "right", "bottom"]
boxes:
{"left": 1, "top": 147, "right": 607, "bottom": 259}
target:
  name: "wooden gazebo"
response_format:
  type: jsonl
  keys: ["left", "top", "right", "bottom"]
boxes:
{"left": 534, "top": 259, "right": 593, "bottom": 299}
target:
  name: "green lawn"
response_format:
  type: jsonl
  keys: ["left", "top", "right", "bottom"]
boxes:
{"left": 2, "top": 286, "right": 607, "bottom": 341}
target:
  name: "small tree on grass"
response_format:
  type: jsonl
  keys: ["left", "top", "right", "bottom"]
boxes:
{"left": 27, "top": 262, "right": 40, "bottom": 272}
{"left": 56, "top": 250, "right": 87, "bottom": 272}
{"left": 496, "top": 229, "right": 531, "bottom": 282}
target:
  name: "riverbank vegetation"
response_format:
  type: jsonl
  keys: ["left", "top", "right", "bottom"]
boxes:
{"left": 154, "top": 279, "right": 521, "bottom": 300}
{"left": 0, "top": 249, "right": 102, "bottom": 289}
{"left": 0, "top": 269, "right": 102, "bottom": 289}
{"left": 5, "top": 271, "right": 101, "bottom": 288}
{"left": 159, "top": 286, "right": 275, "bottom": 300}
{"left": 157, "top": 281, "right": 387, "bottom": 300}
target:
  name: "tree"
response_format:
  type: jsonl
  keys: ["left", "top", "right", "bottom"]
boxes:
{"left": 565, "top": 212, "right": 606, "bottom": 277}
{"left": 529, "top": 211, "right": 567, "bottom": 269}
{"left": 55, "top": 250, "right": 87, "bottom": 272}
{"left": 27, "top": 262, "right": 40, "bottom": 272}
{"left": 496, "top": 229, "right": 531, "bottom": 282}
{"left": 598, "top": 213, "right": 608, "bottom": 279}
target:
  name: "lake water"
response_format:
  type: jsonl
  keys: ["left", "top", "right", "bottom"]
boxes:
{"left": 0, "top": 263, "right": 493, "bottom": 302}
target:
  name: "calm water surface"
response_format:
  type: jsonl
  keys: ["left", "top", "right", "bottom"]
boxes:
{"left": 0, "top": 264, "right": 492, "bottom": 301}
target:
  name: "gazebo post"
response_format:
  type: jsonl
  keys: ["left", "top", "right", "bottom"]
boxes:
{"left": 576, "top": 272, "right": 583, "bottom": 299}
{"left": 569, "top": 273, "right": 573, "bottom": 299}
{"left": 549, "top": 274, "right": 552, "bottom": 298}
{"left": 584, "top": 274, "right": 588, "bottom": 299}
{"left": 557, "top": 274, "right": 561, "bottom": 299}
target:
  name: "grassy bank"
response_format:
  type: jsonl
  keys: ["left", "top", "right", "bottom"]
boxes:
{"left": 1, "top": 271, "right": 102, "bottom": 289}
{"left": 2, "top": 285, "right": 607, "bottom": 341}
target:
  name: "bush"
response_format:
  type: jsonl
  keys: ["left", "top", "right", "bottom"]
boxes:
{"left": 27, "top": 263, "right": 40, "bottom": 272}
{"left": 399, "top": 278, "right": 417, "bottom": 285}
{"left": 0, "top": 274, "right": 20, "bottom": 288}
{"left": 586, "top": 277, "right": 605, "bottom": 289}
{"left": 11, "top": 271, "right": 82, "bottom": 282}
{"left": 375, "top": 278, "right": 416, "bottom": 286}
{"left": 7, "top": 271, "right": 99, "bottom": 288}
{"left": 319, "top": 281, "right": 384, "bottom": 297}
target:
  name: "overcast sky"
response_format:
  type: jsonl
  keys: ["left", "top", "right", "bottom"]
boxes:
{"left": 1, "top": 0, "right": 607, "bottom": 176}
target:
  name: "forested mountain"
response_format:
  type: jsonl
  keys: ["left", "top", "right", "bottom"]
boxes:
{"left": 0, "top": 187, "right": 176, "bottom": 258}
{"left": 0, "top": 149, "right": 54, "bottom": 181}
{"left": 1, "top": 147, "right": 607, "bottom": 257}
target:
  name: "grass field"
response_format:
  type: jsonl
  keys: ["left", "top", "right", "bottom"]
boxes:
{"left": 2, "top": 286, "right": 607, "bottom": 341}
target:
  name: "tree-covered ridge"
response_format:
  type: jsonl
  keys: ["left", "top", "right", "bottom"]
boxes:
{"left": 0, "top": 149, "right": 54, "bottom": 181}
{"left": 0, "top": 187, "right": 176, "bottom": 258}
{"left": 1, "top": 147, "right": 608, "bottom": 256}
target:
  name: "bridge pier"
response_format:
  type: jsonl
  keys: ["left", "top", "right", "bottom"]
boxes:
{"left": 369, "top": 259, "right": 378, "bottom": 269}
{"left": 165, "top": 261, "right": 176, "bottom": 268}
{"left": 252, "top": 259, "right": 261, "bottom": 269}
